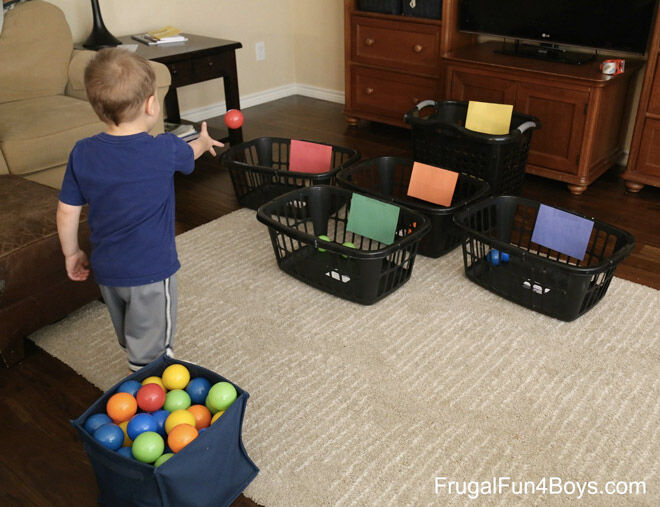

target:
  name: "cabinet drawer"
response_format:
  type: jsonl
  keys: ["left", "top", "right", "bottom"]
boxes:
{"left": 165, "top": 60, "right": 193, "bottom": 87}
{"left": 351, "top": 66, "right": 439, "bottom": 121}
{"left": 192, "top": 54, "right": 226, "bottom": 82}
{"left": 352, "top": 16, "right": 440, "bottom": 74}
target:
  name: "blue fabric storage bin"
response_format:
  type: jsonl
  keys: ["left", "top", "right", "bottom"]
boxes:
{"left": 71, "top": 355, "right": 258, "bottom": 507}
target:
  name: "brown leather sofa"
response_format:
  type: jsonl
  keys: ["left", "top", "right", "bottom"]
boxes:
{"left": 0, "top": 0, "right": 171, "bottom": 189}
{"left": 0, "top": 175, "right": 101, "bottom": 366}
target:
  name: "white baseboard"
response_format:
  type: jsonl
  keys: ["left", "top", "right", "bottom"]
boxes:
{"left": 181, "top": 84, "right": 345, "bottom": 122}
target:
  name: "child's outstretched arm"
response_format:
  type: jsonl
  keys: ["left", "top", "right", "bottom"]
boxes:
{"left": 189, "top": 121, "right": 224, "bottom": 159}
{"left": 56, "top": 201, "right": 90, "bottom": 281}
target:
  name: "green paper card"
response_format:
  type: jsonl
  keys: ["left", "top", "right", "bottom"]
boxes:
{"left": 346, "top": 193, "right": 400, "bottom": 245}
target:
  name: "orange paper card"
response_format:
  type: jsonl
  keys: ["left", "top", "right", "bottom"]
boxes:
{"left": 406, "top": 162, "right": 459, "bottom": 206}
{"left": 289, "top": 140, "right": 333, "bottom": 174}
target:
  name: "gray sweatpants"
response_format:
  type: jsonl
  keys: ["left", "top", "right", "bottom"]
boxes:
{"left": 99, "top": 275, "right": 177, "bottom": 371}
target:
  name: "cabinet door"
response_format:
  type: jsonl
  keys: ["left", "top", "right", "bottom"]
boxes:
{"left": 516, "top": 83, "right": 589, "bottom": 175}
{"left": 647, "top": 59, "right": 660, "bottom": 115}
{"left": 636, "top": 118, "right": 660, "bottom": 177}
{"left": 447, "top": 67, "right": 517, "bottom": 104}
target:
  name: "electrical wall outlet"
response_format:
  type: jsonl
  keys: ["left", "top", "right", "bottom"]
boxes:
{"left": 255, "top": 42, "right": 265, "bottom": 61}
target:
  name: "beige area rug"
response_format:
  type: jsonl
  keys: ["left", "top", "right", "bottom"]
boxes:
{"left": 32, "top": 208, "right": 659, "bottom": 506}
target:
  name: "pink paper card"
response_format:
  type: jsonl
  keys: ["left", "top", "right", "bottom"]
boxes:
{"left": 406, "top": 162, "right": 459, "bottom": 206}
{"left": 289, "top": 140, "right": 333, "bottom": 174}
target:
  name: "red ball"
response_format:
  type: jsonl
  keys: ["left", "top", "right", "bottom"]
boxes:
{"left": 136, "top": 383, "right": 166, "bottom": 412}
{"left": 224, "top": 109, "right": 244, "bottom": 129}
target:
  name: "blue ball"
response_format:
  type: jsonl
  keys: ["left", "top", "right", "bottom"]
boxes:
{"left": 117, "top": 446, "right": 135, "bottom": 460}
{"left": 127, "top": 413, "right": 158, "bottom": 441}
{"left": 151, "top": 409, "right": 170, "bottom": 436}
{"left": 116, "top": 380, "right": 142, "bottom": 397}
{"left": 84, "top": 413, "right": 112, "bottom": 434}
{"left": 93, "top": 423, "right": 124, "bottom": 451}
{"left": 185, "top": 377, "right": 211, "bottom": 405}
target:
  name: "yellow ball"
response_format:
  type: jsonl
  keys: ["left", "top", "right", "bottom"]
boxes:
{"left": 211, "top": 411, "right": 225, "bottom": 424}
{"left": 142, "top": 376, "right": 166, "bottom": 391}
{"left": 162, "top": 364, "right": 190, "bottom": 391}
{"left": 119, "top": 420, "right": 132, "bottom": 447}
{"left": 165, "top": 409, "right": 196, "bottom": 434}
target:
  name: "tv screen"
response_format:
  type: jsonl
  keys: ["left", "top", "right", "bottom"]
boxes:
{"left": 459, "top": 0, "right": 657, "bottom": 55}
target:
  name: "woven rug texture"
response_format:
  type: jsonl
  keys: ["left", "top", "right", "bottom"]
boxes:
{"left": 31, "top": 208, "right": 660, "bottom": 506}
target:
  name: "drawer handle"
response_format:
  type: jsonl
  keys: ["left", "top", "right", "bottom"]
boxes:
{"left": 412, "top": 97, "right": 419, "bottom": 104}
{"left": 365, "top": 38, "right": 375, "bottom": 46}
{"left": 169, "top": 65, "right": 177, "bottom": 75}
{"left": 365, "top": 87, "right": 374, "bottom": 95}
{"left": 208, "top": 61, "right": 214, "bottom": 67}
{"left": 413, "top": 44, "right": 424, "bottom": 53}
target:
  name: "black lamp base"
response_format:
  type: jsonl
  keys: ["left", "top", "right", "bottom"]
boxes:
{"left": 82, "top": 0, "right": 122, "bottom": 50}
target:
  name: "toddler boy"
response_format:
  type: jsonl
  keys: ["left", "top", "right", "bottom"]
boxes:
{"left": 57, "top": 48, "right": 223, "bottom": 371}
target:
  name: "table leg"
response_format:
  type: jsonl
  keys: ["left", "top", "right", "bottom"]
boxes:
{"left": 222, "top": 52, "right": 243, "bottom": 146}
{"left": 164, "top": 88, "right": 181, "bottom": 124}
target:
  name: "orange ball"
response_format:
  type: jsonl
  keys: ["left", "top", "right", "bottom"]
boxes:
{"left": 187, "top": 404, "right": 212, "bottom": 430}
{"left": 106, "top": 392, "right": 137, "bottom": 423}
{"left": 167, "top": 424, "right": 198, "bottom": 453}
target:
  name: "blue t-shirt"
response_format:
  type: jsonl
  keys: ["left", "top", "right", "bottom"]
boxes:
{"left": 59, "top": 132, "right": 194, "bottom": 287}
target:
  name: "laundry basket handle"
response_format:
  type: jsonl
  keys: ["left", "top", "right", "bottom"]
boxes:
{"left": 516, "top": 121, "right": 537, "bottom": 134}
{"left": 413, "top": 100, "right": 437, "bottom": 111}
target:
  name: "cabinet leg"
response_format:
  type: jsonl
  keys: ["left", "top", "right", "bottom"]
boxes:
{"left": 345, "top": 116, "right": 360, "bottom": 127}
{"left": 624, "top": 181, "right": 644, "bottom": 193}
{"left": 1, "top": 336, "right": 25, "bottom": 368}
{"left": 567, "top": 184, "right": 587, "bottom": 195}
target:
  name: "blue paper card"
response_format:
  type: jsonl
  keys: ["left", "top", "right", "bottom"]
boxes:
{"left": 346, "top": 193, "right": 400, "bottom": 245}
{"left": 531, "top": 204, "right": 594, "bottom": 261}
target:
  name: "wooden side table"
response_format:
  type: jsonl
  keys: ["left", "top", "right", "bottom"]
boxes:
{"left": 119, "top": 34, "right": 244, "bottom": 146}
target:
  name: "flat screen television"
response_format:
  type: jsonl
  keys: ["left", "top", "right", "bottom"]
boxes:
{"left": 459, "top": 0, "right": 657, "bottom": 64}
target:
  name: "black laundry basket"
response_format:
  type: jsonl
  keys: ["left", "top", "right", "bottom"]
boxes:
{"left": 336, "top": 156, "right": 490, "bottom": 258}
{"left": 405, "top": 100, "right": 539, "bottom": 195}
{"left": 220, "top": 137, "right": 360, "bottom": 210}
{"left": 257, "top": 185, "right": 430, "bottom": 305}
{"left": 453, "top": 196, "right": 635, "bottom": 321}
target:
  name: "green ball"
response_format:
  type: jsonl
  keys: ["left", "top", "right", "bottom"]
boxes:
{"left": 317, "top": 235, "right": 330, "bottom": 253}
{"left": 154, "top": 452, "right": 174, "bottom": 468}
{"left": 206, "top": 382, "right": 237, "bottom": 412}
{"left": 205, "top": 397, "right": 219, "bottom": 415}
{"left": 163, "top": 389, "right": 191, "bottom": 412}
{"left": 132, "top": 431, "right": 164, "bottom": 463}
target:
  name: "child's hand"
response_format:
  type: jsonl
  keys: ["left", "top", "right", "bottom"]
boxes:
{"left": 65, "top": 249, "right": 90, "bottom": 281}
{"left": 190, "top": 121, "right": 224, "bottom": 159}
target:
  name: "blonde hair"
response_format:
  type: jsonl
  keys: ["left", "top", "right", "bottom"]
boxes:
{"left": 84, "top": 48, "right": 156, "bottom": 126}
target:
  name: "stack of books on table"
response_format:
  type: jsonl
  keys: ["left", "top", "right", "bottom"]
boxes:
{"left": 165, "top": 122, "right": 198, "bottom": 142}
{"left": 132, "top": 26, "right": 188, "bottom": 45}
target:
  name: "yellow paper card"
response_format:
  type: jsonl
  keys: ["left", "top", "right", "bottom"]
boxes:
{"left": 407, "top": 162, "right": 459, "bottom": 207}
{"left": 465, "top": 101, "right": 513, "bottom": 135}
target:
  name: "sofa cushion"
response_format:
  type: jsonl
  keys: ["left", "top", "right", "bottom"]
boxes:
{"left": 0, "top": 1, "right": 73, "bottom": 103}
{"left": 0, "top": 95, "right": 105, "bottom": 176}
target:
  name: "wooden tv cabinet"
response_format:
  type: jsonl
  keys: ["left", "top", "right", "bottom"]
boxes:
{"left": 444, "top": 43, "right": 643, "bottom": 195}
{"left": 343, "top": 0, "right": 474, "bottom": 127}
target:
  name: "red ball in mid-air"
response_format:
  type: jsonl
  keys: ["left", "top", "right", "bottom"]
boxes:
{"left": 224, "top": 109, "right": 244, "bottom": 129}
{"left": 136, "top": 383, "right": 166, "bottom": 412}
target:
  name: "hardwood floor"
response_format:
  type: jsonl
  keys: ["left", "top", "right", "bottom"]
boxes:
{"left": 1, "top": 96, "right": 658, "bottom": 506}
